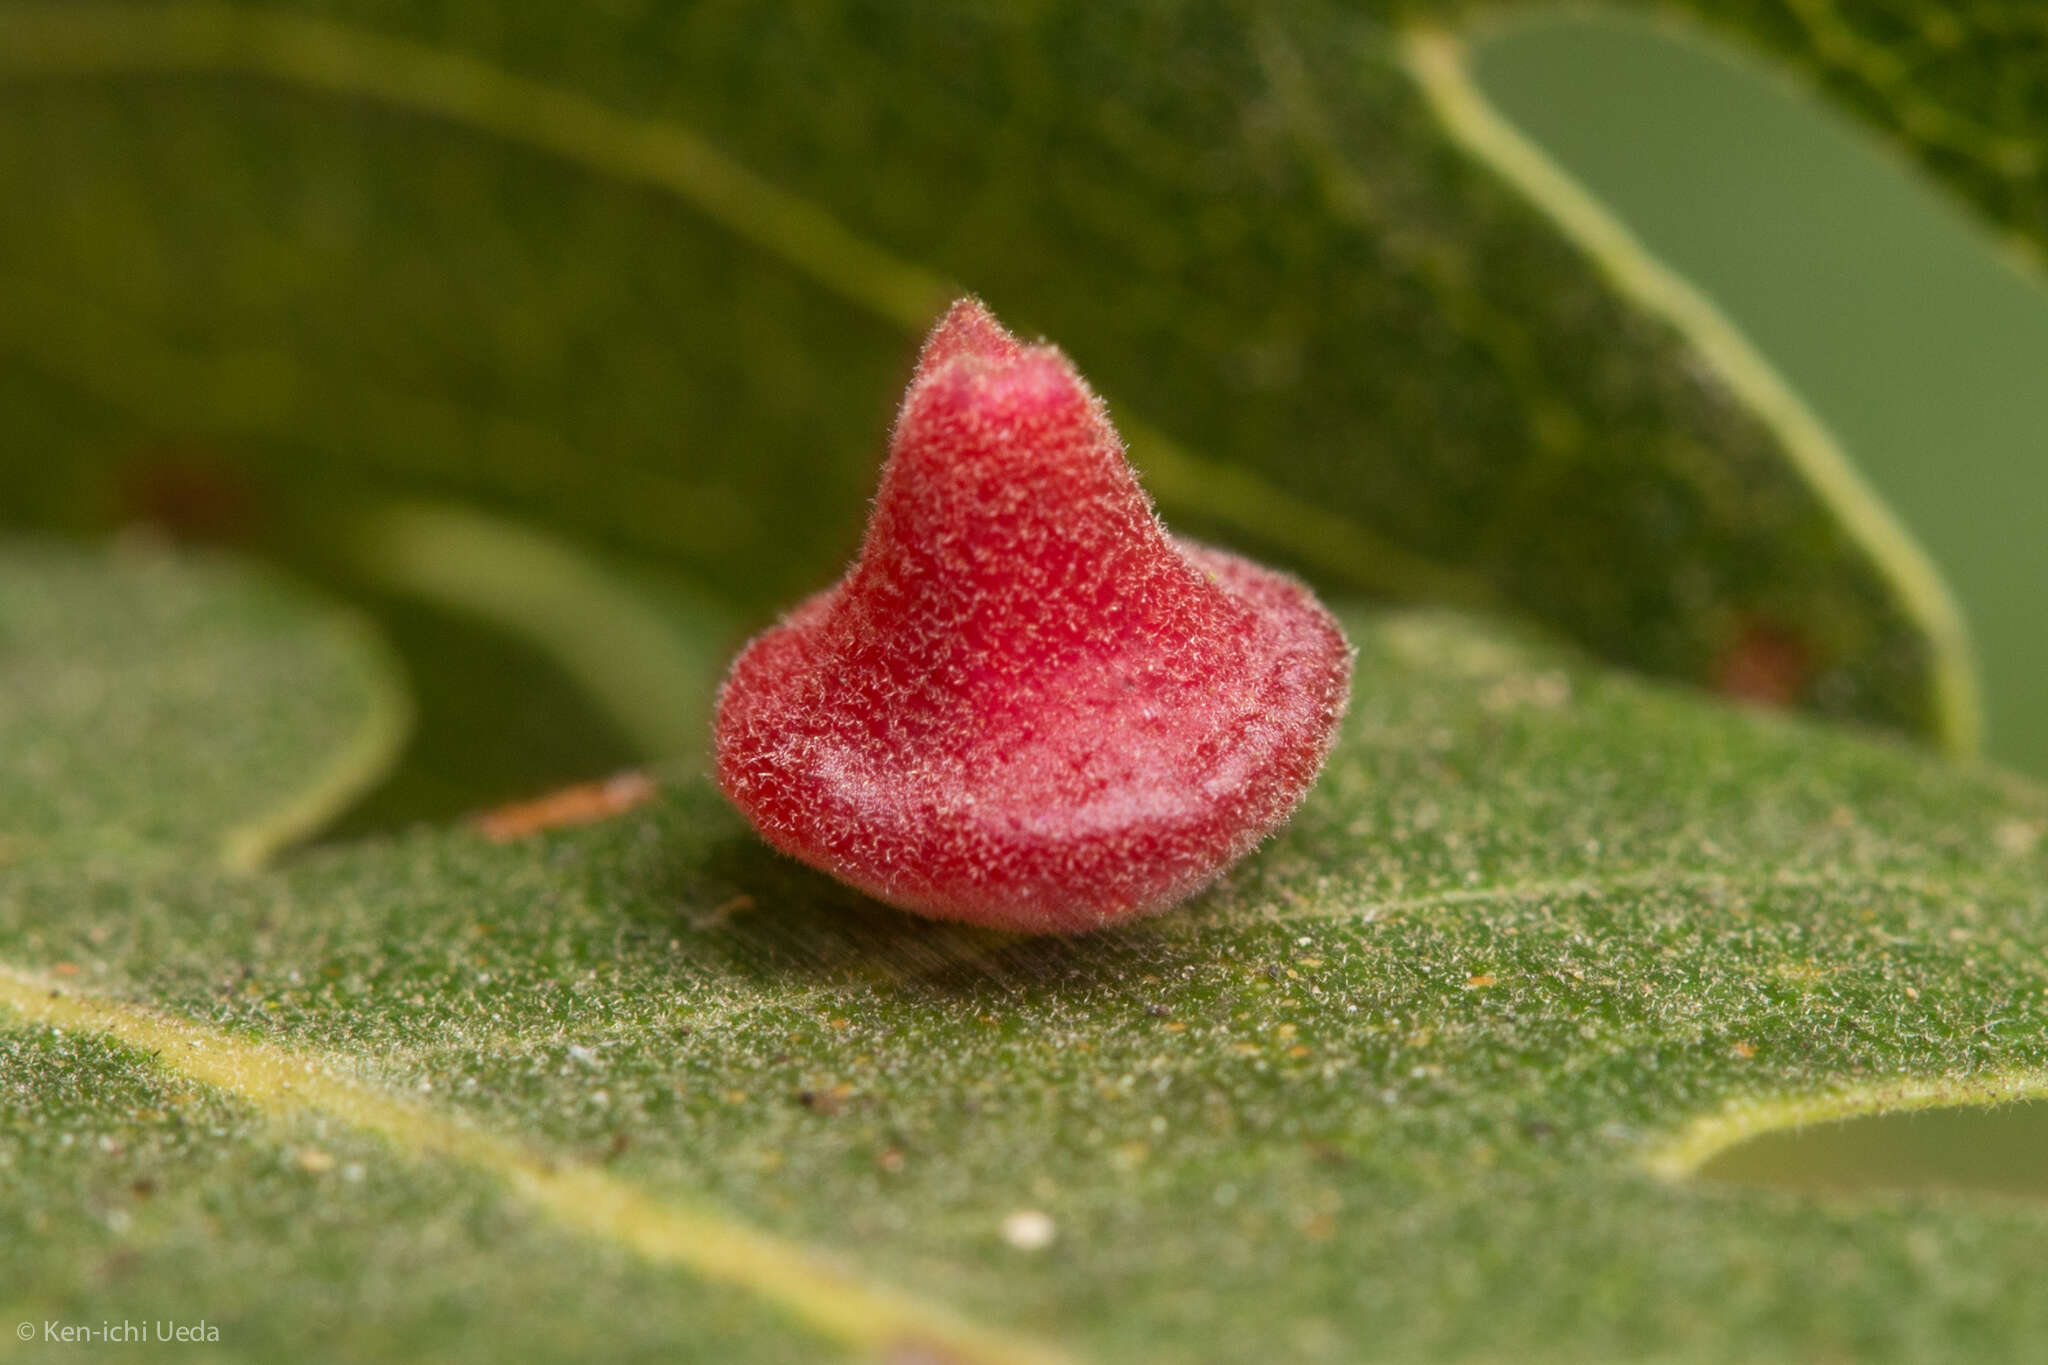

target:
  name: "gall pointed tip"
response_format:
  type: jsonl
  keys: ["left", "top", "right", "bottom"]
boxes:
{"left": 915, "top": 295, "right": 1024, "bottom": 377}
{"left": 903, "top": 297, "right": 1102, "bottom": 445}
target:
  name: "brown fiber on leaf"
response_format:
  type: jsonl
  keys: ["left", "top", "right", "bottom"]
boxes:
{"left": 472, "top": 772, "right": 658, "bottom": 842}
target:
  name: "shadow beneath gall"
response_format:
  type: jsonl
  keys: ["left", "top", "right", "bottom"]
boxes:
{"left": 620, "top": 823, "right": 1196, "bottom": 1000}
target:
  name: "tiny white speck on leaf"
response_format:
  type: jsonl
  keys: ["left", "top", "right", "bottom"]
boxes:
{"left": 1001, "top": 1209, "right": 1056, "bottom": 1251}
{"left": 1995, "top": 819, "right": 2043, "bottom": 856}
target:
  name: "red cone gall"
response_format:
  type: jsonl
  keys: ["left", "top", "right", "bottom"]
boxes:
{"left": 714, "top": 299, "right": 1352, "bottom": 933}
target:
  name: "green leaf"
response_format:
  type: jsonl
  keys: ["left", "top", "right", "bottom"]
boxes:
{"left": 1564, "top": 0, "right": 2048, "bottom": 276}
{"left": 0, "top": 0, "right": 1977, "bottom": 749}
{"left": 6, "top": 3, "right": 2048, "bottom": 1358}
{"left": 0, "top": 1024, "right": 849, "bottom": 1362}
{"left": 6, "top": 539, "right": 2047, "bottom": 1362}
{"left": 1456, "top": 8, "right": 2048, "bottom": 778}
{"left": 0, "top": 536, "right": 406, "bottom": 869}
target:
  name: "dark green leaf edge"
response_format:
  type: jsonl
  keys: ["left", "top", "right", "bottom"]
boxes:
{"left": 1400, "top": 18, "right": 1979, "bottom": 756}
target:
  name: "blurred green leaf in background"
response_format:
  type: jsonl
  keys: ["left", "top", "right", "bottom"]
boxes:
{"left": 1470, "top": 6, "right": 2048, "bottom": 778}
{"left": 3, "top": 2, "right": 2047, "bottom": 1361}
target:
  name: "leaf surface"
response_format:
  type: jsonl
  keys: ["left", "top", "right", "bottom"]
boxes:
{"left": 0, "top": 538, "right": 404, "bottom": 868}
{"left": 0, "top": 0, "right": 1980, "bottom": 747}
{"left": 6, "top": 2, "right": 2048, "bottom": 1358}
{"left": 5, "top": 540, "right": 2047, "bottom": 1362}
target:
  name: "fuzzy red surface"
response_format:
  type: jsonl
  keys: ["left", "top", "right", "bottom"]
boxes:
{"left": 714, "top": 299, "right": 1352, "bottom": 933}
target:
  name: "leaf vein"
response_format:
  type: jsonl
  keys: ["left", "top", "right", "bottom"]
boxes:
{"left": 1402, "top": 22, "right": 1980, "bottom": 755}
{"left": 0, "top": 962, "right": 1078, "bottom": 1365}
{"left": 0, "top": 0, "right": 1460, "bottom": 601}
